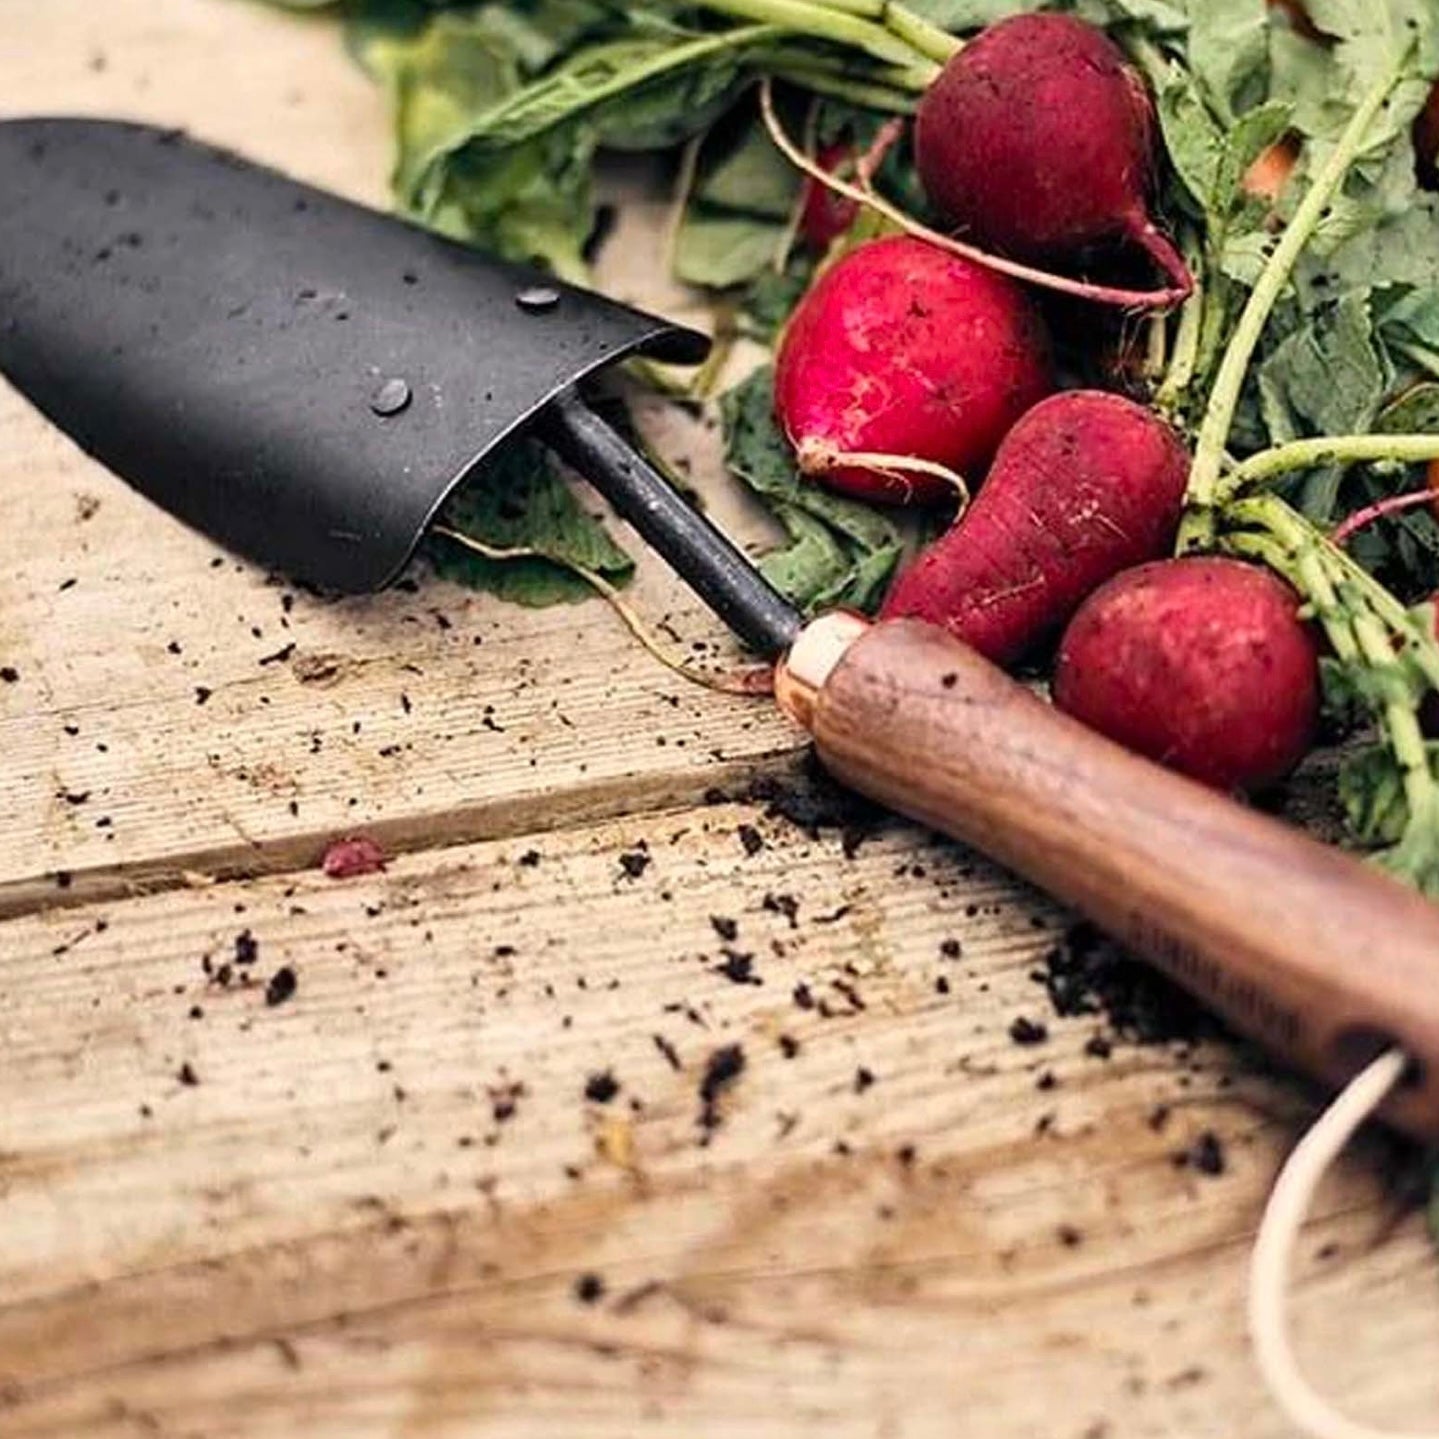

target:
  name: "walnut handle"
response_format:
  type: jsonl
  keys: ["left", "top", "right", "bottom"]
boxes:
{"left": 776, "top": 614, "right": 1439, "bottom": 1141}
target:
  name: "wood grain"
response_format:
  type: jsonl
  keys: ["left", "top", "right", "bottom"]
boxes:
{"left": 2, "top": 5, "right": 1437, "bottom": 1439}
{"left": 1, "top": 804, "right": 1436, "bottom": 1438}
{"left": 800, "top": 619, "right": 1439, "bottom": 1139}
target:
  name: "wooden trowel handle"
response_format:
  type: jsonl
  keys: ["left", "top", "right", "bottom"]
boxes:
{"left": 776, "top": 614, "right": 1439, "bottom": 1141}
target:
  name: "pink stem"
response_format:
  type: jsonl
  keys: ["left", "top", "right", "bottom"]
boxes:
{"left": 1331, "top": 489, "right": 1436, "bottom": 547}
{"left": 1126, "top": 217, "right": 1196, "bottom": 305}
{"left": 854, "top": 117, "right": 904, "bottom": 189}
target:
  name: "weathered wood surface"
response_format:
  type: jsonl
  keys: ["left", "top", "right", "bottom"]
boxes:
{"left": 2, "top": 805, "right": 1437, "bottom": 1439}
{"left": 1, "top": 4, "right": 1438, "bottom": 1438}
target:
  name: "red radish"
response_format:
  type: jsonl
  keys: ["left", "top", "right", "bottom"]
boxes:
{"left": 880, "top": 391, "right": 1189, "bottom": 663}
{"left": 1053, "top": 558, "right": 1321, "bottom": 793}
{"left": 799, "top": 140, "right": 860, "bottom": 250}
{"left": 914, "top": 14, "right": 1191, "bottom": 298}
{"left": 774, "top": 234, "right": 1053, "bottom": 504}
{"left": 771, "top": 233, "right": 1053, "bottom": 503}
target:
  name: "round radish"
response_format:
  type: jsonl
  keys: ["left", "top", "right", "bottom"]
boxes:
{"left": 880, "top": 391, "right": 1189, "bottom": 663}
{"left": 1053, "top": 558, "right": 1321, "bottom": 793}
{"left": 914, "top": 14, "right": 1190, "bottom": 296}
{"left": 774, "top": 234, "right": 1053, "bottom": 504}
{"left": 799, "top": 140, "right": 860, "bottom": 250}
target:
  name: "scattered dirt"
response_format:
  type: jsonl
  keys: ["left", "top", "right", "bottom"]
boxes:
{"left": 1032, "top": 921, "right": 1210, "bottom": 1046}
{"left": 264, "top": 966, "right": 297, "bottom": 1007}
{"left": 698, "top": 1044, "right": 746, "bottom": 1135}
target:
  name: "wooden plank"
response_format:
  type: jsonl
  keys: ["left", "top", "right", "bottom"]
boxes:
{"left": 0, "top": 0, "right": 799, "bottom": 910}
{"left": 0, "top": 799, "right": 1436, "bottom": 1437}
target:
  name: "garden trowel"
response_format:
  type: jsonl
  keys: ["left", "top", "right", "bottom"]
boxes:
{"left": 5, "top": 115, "right": 1439, "bottom": 1139}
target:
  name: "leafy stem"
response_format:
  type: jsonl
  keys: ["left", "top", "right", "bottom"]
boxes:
{"left": 1352, "top": 609, "right": 1438, "bottom": 826}
{"left": 1180, "top": 64, "right": 1402, "bottom": 547}
{"left": 669, "top": 0, "right": 938, "bottom": 72}
{"left": 1220, "top": 433, "right": 1439, "bottom": 498}
{"left": 768, "top": 53, "right": 931, "bottom": 106}
{"left": 877, "top": 0, "right": 962, "bottom": 66}
{"left": 1153, "top": 243, "right": 1204, "bottom": 418}
{"left": 1220, "top": 497, "right": 1363, "bottom": 662}
{"left": 1240, "top": 492, "right": 1439, "bottom": 692}
{"left": 704, "top": 0, "right": 963, "bottom": 63}
{"left": 1219, "top": 493, "right": 1439, "bottom": 885}
{"left": 413, "top": 23, "right": 785, "bottom": 188}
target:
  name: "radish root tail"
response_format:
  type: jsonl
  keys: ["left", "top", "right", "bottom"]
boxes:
{"left": 795, "top": 438, "right": 972, "bottom": 509}
{"left": 1127, "top": 217, "right": 1196, "bottom": 304}
{"left": 431, "top": 526, "right": 775, "bottom": 697}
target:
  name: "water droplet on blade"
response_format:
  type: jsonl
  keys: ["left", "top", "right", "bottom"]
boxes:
{"left": 514, "top": 285, "right": 560, "bottom": 314}
{"left": 370, "top": 378, "right": 411, "bottom": 417}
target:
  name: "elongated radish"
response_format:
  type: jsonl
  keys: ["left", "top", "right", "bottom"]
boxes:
{"left": 774, "top": 234, "right": 1053, "bottom": 505}
{"left": 914, "top": 14, "right": 1192, "bottom": 299}
{"left": 879, "top": 391, "right": 1189, "bottom": 662}
{"left": 1053, "top": 558, "right": 1321, "bottom": 793}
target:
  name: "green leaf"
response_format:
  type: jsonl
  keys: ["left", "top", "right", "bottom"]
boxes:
{"left": 1258, "top": 290, "right": 1386, "bottom": 438}
{"left": 1157, "top": 68, "right": 1289, "bottom": 226}
{"left": 721, "top": 366, "right": 903, "bottom": 613}
{"left": 415, "top": 27, "right": 775, "bottom": 162}
{"left": 382, "top": 13, "right": 525, "bottom": 196}
{"left": 676, "top": 213, "right": 789, "bottom": 289}
{"left": 1258, "top": 289, "right": 1388, "bottom": 516}
{"left": 673, "top": 102, "right": 802, "bottom": 290}
{"left": 1071, "top": 0, "right": 1190, "bottom": 33}
{"left": 1375, "top": 813, "right": 1439, "bottom": 898}
{"left": 423, "top": 129, "right": 597, "bottom": 279}
{"left": 1338, "top": 745, "right": 1439, "bottom": 899}
{"left": 901, "top": 0, "right": 1047, "bottom": 32}
{"left": 1186, "top": 0, "right": 1270, "bottom": 125}
{"left": 688, "top": 111, "right": 797, "bottom": 218}
{"left": 736, "top": 261, "right": 814, "bottom": 340}
{"left": 1376, "top": 380, "right": 1439, "bottom": 435}
{"left": 345, "top": 5, "right": 603, "bottom": 278}
{"left": 1339, "top": 741, "right": 1417, "bottom": 845}
{"left": 426, "top": 439, "right": 634, "bottom": 606}
{"left": 1156, "top": 61, "right": 1228, "bottom": 215}
{"left": 1378, "top": 290, "right": 1439, "bottom": 379}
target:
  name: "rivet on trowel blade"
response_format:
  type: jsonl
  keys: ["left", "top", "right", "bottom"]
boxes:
{"left": 514, "top": 284, "right": 561, "bottom": 314}
{"left": 369, "top": 377, "right": 412, "bottom": 417}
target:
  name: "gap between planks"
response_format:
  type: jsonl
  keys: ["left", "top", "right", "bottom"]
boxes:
{"left": 0, "top": 747, "right": 807, "bottom": 925}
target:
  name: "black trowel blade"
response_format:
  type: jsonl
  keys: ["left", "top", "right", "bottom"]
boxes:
{"left": 0, "top": 118, "right": 708, "bottom": 592}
